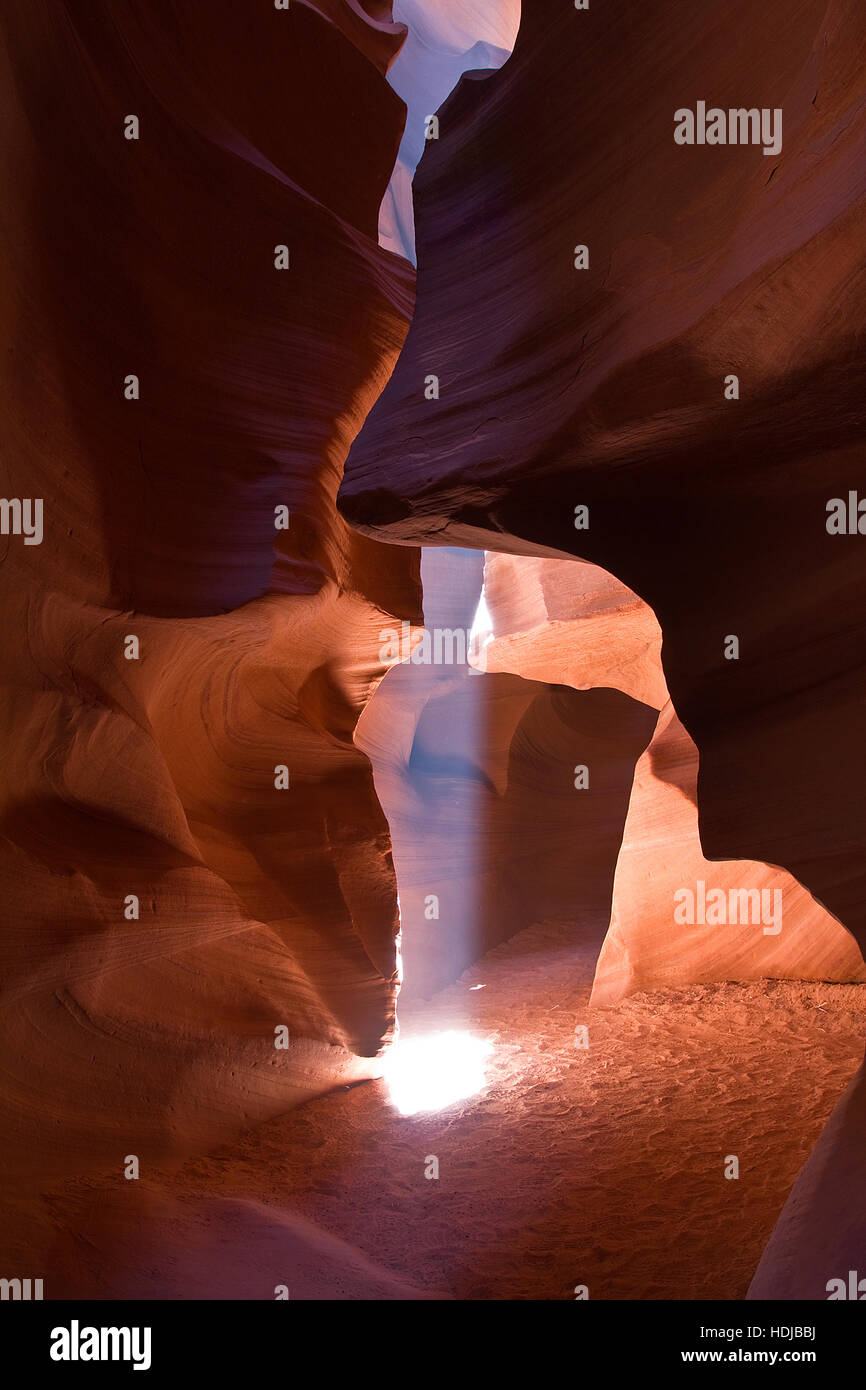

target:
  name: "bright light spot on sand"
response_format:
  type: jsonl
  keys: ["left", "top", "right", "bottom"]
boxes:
{"left": 383, "top": 1031, "right": 492, "bottom": 1116}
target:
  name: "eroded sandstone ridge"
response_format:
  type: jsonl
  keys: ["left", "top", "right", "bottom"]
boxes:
{"left": 0, "top": 0, "right": 420, "bottom": 1179}
{"left": 478, "top": 553, "right": 864, "bottom": 1004}
{"left": 340, "top": 0, "right": 866, "bottom": 1296}
{"left": 341, "top": 0, "right": 866, "bottom": 945}
{"left": 3, "top": 0, "right": 865, "bottom": 1303}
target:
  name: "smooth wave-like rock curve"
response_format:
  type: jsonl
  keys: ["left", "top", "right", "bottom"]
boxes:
{"left": 0, "top": 0, "right": 419, "bottom": 1181}
{"left": 478, "top": 552, "right": 864, "bottom": 1003}
{"left": 341, "top": 0, "right": 866, "bottom": 1297}
{"left": 341, "top": 0, "right": 866, "bottom": 952}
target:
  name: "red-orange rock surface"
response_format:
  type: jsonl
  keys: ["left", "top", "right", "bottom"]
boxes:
{"left": 479, "top": 553, "right": 865, "bottom": 1003}
{"left": 0, "top": 0, "right": 419, "bottom": 1181}
{"left": 341, "top": 0, "right": 866, "bottom": 1296}
{"left": 480, "top": 553, "right": 668, "bottom": 709}
{"left": 3, "top": 0, "right": 866, "bottom": 1303}
{"left": 341, "top": 0, "right": 866, "bottom": 951}
{"left": 357, "top": 547, "right": 657, "bottom": 998}
{"left": 595, "top": 703, "right": 866, "bottom": 1004}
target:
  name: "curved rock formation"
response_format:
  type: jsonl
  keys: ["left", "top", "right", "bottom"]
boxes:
{"left": 341, "top": 0, "right": 866, "bottom": 1297}
{"left": 480, "top": 552, "right": 668, "bottom": 709}
{"left": 341, "top": 0, "right": 866, "bottom": 952}
{"left": 357, "top": 547, "right": 656, "bottom": 998}
{"left": 595, "top": 701, "right": 866, "bottom": 1004}
{"left": 0, "top": 0, "right": 419, "bottom": 1181}
{"left": 748, "top": 1060, "right": 866, "bottom": 1300}
{"left": 3, "top": 0, "right": 865, "bottom": 1305}
{"left": 478, "top": 552, "right": 864, "bottom": 1004}
{"left": 378, "top": 0, "right": 520, "bottom": 260}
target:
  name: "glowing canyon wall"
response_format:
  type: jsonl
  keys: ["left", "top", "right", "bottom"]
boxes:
{"left": 338, "top": 0, "right": 866, "bottom": 1298}
{"left": 476, "top": 552, "right": 864, "bottom": 1004}
{"left": 0, "top": 0, "right": 419, "bottom": 1181}
{"left": 341, "top": 0, "right": 866, "bottom": 954}
{"left": 2, "top": 0, "right": 865, "bottom": 1302}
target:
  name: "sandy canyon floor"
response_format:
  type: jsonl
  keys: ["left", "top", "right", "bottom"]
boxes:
{"left": 13, "top": 921, "right": 866, "bottom": 1300}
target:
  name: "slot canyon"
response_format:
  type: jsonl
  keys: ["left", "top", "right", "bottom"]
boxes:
{"left": 1, "top": 0, "right": 866, "bottom": 1319}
